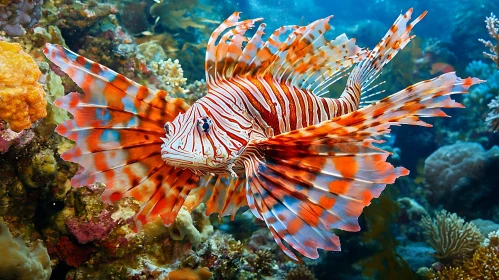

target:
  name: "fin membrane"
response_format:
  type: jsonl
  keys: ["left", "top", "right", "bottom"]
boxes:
{"left": 205, "top": 12, "right": 367, "bottom": 94}
{"left": 44, "top": 44, "right": 198, "bottom": 228}
{"left": 184, "top": 175, "right": 247, "bottom": 219}
{"left": 241, "top": 6, "right": 483, "bottom": 260}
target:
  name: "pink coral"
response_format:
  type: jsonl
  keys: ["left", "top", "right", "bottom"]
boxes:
{"left": 66, "top": 210, "right": 118, "bottom": 244}
{"left": 0, "top": 121, "right": 34, "bottom": 153}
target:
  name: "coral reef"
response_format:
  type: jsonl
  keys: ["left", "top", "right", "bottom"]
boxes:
{"left": 0, "top": 219, "right": 51, "bottom": 280}
{"left": 0, "top": 41, "right": 47, "bottom": 132}
{"left": 168, "top": 205, "right": 213, "bottom": 246}
{"left": 479, "top": 13, "right": 499, "bottom": 68}
{"left": 426, "top": 266, "right": 466, "bottom": 280}
{"left": 44, "top": 71, "right": 70, "bottom": 125}
{"left": 462, "top": 246, "right": 499, "bottom": 279}
{"left": 48, "top": 0, "right": 118, "bottom": 31}
{"left": 426, "top": 229, "right": 499, "bottom": 279}
{"left": 286, "top": 265, "right": 318, "bottom": 280}
{"left": 149, "top": 58, "right": 188, "bottom": 95}
{"left": 0, "top": 0, "right": 42, "bottom": 36}
{"left": 421, "top": 210, "right": 483, "bottom": 265}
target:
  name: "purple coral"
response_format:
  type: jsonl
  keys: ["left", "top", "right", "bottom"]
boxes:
{"left": 0, "top": 121, "right": 34, "bottom": 153}
{"left": 0, "top": 0, "right": 43, "bottom": 37}
{"left": 66, "top": 210, "right": 118, "bottom": 244}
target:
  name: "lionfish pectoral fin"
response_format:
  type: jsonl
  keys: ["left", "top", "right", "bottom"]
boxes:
{"left": 43, "top": 44, "right": 200, "bottom": 229}
{"left": 245, "top": 71, "right": 482, "bottom": 261}
{"left": 243, "top": 137, "right": 404, "bottom": 261}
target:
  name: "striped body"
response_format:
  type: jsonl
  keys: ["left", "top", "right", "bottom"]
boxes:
{"left": 44, "top": 8, "right": 482, "bottom": 262}
{"left": 207, "top": 76, "right": 360, "bottom": 135}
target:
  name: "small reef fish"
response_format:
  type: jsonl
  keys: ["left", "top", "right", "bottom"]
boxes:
{"left": 43, "top": 9, "right": 481, "bottom": 261}
{"left": 430, "top": 62, "right": 455, "bottom": 75}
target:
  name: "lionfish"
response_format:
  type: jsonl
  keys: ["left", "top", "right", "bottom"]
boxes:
{"left": 43, "top": 9, "right": 480, "bottom": 260}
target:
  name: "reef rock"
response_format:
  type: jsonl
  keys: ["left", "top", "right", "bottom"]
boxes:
{"left": 424, "top": 142, "right": 499, "bottom": 219}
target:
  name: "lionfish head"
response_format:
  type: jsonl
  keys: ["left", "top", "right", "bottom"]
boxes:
{"left": 160, "top": 103, "right": 247, "bottom": 173}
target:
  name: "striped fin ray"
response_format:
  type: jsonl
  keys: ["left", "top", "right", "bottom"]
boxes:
{"left": 245, "top": 141, "right": 404, "bottom": 260}
{"left": 245, "top": 72, "right": 482, "bottom": 260}
{"left": 205, "top": 12, "right": 367, "bottom": 92}
{"left": 43, "top": 44, "right": 200, "bottom": 228}
{"left": 183, "top": 175, "right": 247, "bottom": 219}
{"left": 333, "top": 8, "right": 427, "bottom": 110}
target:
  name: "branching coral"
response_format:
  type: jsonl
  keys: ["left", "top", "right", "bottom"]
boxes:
{"left": 486, "top": 95, "right": 499, "bottom": 131}
{"left": 462, "top": 246, "right": 499, "bottom": 279}
{"left": 0, "top": 41, "right": 47, "bottom": 132}
{"left": 427, "top": 266, "right": 466, "bottom": 280}
{"left": 483, "top": 229, "right": 499, "bottom": 248}
{"left": 421, "top": 210, "right": 483, "bottom": 265}
{"left": 479, "top": 13, "right": 499, "bottom": 68}
{"left": 0, "top": 0, "right": 43, "bottom": 36}
{"left": 149, "top": 58, "right": 188, "bottom": 95}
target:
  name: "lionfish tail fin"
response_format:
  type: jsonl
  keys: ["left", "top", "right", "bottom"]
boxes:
{"left": 43, "top": 44, "right": 200, "bottom": 229}
{"left": 245, "top": 72, "right": 482, "bottom": 260}
{"left": 342, "top": 8, "right": 427, "bottom": 107}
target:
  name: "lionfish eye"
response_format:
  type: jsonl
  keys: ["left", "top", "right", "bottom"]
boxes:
{"left": 197, "top": 116, "right": 212, "bottom": 133}
{"left": 164, "top": 122, "right": 173, "bottom": 136}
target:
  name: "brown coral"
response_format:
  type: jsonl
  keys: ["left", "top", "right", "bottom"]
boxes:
{"left": 463, "top": 246, "right": 499, "bottom": 279}
{"left": 421, "top": 210, "right": 483, "bottom": 264}
{"left": 286, "top": 265, "right": 317, "bottom": 280}
{"left": 247, "top": 249, "right": 276, "bottom": 276}
{"left": 0, "top": 41, "right": 47, "bottom": 132}
{"left": 427, "top": 266, "right": 467, "bottom": 280}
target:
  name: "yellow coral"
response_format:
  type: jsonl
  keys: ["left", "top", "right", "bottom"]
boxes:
{"left": 463, "top": 247, "right": 499, "bottom": 279}
{"left": 150, "top": 58, "right": 187, "bottom": 95}
{"left": 0, "top": 42, "right": 47, "bottom": 132}
{"left": 421, "top": 210, "right": 483, "bottom": 264}
{"left": 427, "top": 267, "right": 466, "bottom": 280}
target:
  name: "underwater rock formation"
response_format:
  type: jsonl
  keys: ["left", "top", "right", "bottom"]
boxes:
{"left": 0, "top": 41, "right": 47, "bottom": 132}
{"left": 423, "top": 142, "right": 499, "bottom": 218}
{"left": 168, "top": 205, "right": 213, "bottom": 246}
{"left": 0, "top": 219, "right": 51, "bottom": 280}
{"left": 0, "top": 0, "right": 42, "bottom": 36}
